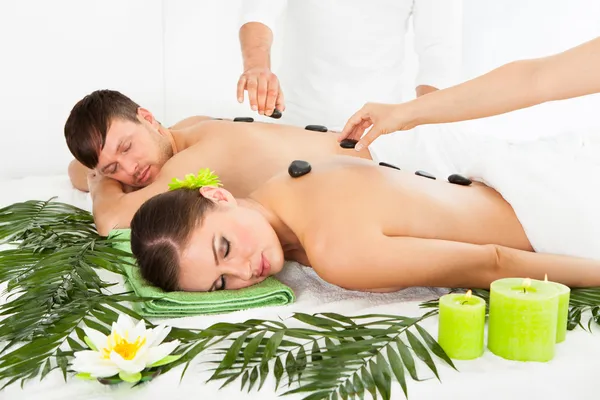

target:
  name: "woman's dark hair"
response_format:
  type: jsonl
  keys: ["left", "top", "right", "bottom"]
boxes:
{"left": 130, "top": 189, "right": 216, "bottom": 291}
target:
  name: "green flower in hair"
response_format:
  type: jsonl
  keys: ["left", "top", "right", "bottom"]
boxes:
{"left": 168, "top": 168, "right": 222, "bottom": 191}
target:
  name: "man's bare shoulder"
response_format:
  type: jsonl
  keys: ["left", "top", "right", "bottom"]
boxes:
{"left": 168, "top": 115, "right": 214, "bottom": 130}
{"left": 172, "top": 118, "right": 248, "bottom": 151}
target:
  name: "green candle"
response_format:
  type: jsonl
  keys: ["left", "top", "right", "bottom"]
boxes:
{"left": 544, "top": 276, "right": 570, "bottom": 343}
{"left": 438, "top": 290, "right": 486, "bottom": 360}
{"left": 488, "top": 278, "right": 559, "bottom": 362}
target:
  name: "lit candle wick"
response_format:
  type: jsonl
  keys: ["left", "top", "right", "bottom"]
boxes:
{"left": 522, "top": 277, "right": 532, "bottom": 293}
{"left": 461, "top": 289, "right": 473, "bottom": 305}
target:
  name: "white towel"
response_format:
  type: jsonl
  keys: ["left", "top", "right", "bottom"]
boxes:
{"left": 459, "top": 130, "right": 600, "bottom": 260}
{"left": 373, "top": 125, "right": 600, "bottom": 260}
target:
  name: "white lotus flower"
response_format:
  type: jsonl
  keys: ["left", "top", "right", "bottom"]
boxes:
{"left": 71, "top": 314, "right": 180, "bottom": 382}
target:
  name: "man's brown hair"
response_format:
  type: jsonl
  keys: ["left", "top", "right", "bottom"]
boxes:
{"left": 64, "top": 90, "right": 140, "bottom": 169}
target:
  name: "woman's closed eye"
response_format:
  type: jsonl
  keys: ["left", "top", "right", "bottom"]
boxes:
{"left": 215, "top": 237, "right": 231, "bottom": 291}
{"left": 217, "top": 275, "right": 226, "bottom": 291}
{"left": 222, "top": 237, "right": 230, "bottom": 258}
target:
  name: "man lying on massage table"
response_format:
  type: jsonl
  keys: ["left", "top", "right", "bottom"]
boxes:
{"left": 128, "top": 156, "right": 600, "bottom": 293}
{"left": 64, "top": 89, "right": 373, "bottom": 236}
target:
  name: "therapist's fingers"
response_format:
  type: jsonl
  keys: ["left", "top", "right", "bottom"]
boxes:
{"left": 237, "top": 75, "right": 247, "bottom": 103}
{"left": 256, "top": 76, "right": 269, "bottom": 115}
{"left": 246, "top": 77, "right": 259, "bottom": 112}
{"left": 355, "top": 124, "right": 389, "bottom": 151}
{"left": 339, "top": 108, "right": 371, "bottom": 142}
{"left": 264, "top": 75, "right": 280, "bottom": 117}
{"left": 275, "top": 85, "right": 286, "bottom": 112}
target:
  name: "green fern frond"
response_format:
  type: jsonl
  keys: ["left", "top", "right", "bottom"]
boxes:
{"left": 0, "top": 199, "right": 193, "bottom": 388}
{"left": 201, "top": 311, "right": 453, "bottom": 400}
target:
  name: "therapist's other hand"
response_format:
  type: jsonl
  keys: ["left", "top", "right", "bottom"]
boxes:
{"left": 237, "top": 67, "right": 285, "bottom": 116}
{"left": 339, "top": 102, "right": 417, "bottom": 151}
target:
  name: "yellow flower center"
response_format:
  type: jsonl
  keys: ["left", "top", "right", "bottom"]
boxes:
{"left": 102, "top": 332, "right": 147, "bottom": 360}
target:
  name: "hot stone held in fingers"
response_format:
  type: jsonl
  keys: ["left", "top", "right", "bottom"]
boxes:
{"left": 339, "top": 139, "right": 358, "bottom": 149}
{"left": 269, "top": 108, "right": 283, "bottom": 119}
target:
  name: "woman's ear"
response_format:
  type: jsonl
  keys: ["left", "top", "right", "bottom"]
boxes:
{"left": 199, "top": 186, "right": 237, "bottom": 205}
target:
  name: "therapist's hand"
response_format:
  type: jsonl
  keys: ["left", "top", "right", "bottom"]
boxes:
{"left": 339, "top": 102, "right": 418, "bottom": 151}
{"left": 237, "top": 67, "right": 285, "bottom": 117}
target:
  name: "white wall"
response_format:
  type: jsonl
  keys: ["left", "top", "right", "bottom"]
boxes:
{"left": 1, "top": 0, "right": 600, "bottom": 180}
{"left": 0, "top": 0, "right": 164, "bottom": 180}
{"left": 162, "top": 0, "right": 248, "bottom": 124}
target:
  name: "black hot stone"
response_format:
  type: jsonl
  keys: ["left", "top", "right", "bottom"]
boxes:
{"left": 288, "top": 160, "right": 312, "bottom": 178}
{"left": 415, "top": 170, "right": 436, "bottom": 180}
{"left": 378, "top": 162, "right": 401, "bottom": 170}
{"left": 305, "top": 124, "right": 328, "bottom": 132}
{"left": 339, "top": 138, "right": 358, "bottom": 149}
{"left": 233, "top": 117, "right": 254, "bottom": 122}
{"left": 448, "top": 174, "right": 472, "bottom": 186}
{"left": 269, "top": 108, "right": 283, "bottom": 119}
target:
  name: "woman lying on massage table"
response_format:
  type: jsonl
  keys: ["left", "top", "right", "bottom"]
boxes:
{"left": 129, "top": 156, "right": 600, "bottom": 293}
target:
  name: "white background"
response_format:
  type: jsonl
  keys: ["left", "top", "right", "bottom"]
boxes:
{"left": 1, "top": 0, "right": 600, "bottom": 180}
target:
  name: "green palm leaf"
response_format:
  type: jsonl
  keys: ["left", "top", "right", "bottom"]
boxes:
{"left": 0, "top": 198, "right": 462, "bottom": 399}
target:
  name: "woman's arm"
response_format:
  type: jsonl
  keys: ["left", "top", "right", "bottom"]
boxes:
{"left": 341, "top": 36, "right": 600, "bottom": 150}
{"left": 312, "top": 235, "right": 600, "bottom": 290}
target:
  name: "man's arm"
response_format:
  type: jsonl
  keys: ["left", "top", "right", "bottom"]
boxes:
{"left": 68, "top": 160, "right": 91, "bottom": 192}
{"left": 412, "top": 0, "right": 462, "bottom": 97}
{"left": 89, "top": 169, "right": 172, "bottom": 236}
{"left": 313, "top": 236, "right": 600, "bottom": 291}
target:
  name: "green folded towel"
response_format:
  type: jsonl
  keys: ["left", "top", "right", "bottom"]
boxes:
{"left": 108, "top": 229, "right": 295, "bottom": 317}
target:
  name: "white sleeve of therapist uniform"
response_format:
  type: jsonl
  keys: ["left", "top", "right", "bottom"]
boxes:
{"left": 239, "top": 0, "right": 288, "bottom": 34}
{"left": 412, "top": 0, "right": 463, "bottom": 89}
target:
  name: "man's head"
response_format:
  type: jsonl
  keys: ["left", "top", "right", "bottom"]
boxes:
{"left": 64, "top": 90, "right": 173, "bottom": 188}
{"left": 130, "top": 187, "right": 285, "bottom": 292}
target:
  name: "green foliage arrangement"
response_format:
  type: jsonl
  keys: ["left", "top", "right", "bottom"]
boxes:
{"left": 0, "top": 198, "right": 598, "bottom": 400}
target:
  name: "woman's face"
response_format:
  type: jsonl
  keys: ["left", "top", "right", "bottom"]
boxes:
{"left": 177, "top": 191, "right": 285, "bottom": 292}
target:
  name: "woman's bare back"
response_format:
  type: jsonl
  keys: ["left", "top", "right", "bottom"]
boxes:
{"left": 260, "top": 156, "right": 533, "bottom": 261}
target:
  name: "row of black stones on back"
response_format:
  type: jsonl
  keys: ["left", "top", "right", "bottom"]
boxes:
{"left": 381, "top": 163, "right": 472, "bottom": 186}
{"left": 229, "top": 117, "right": 472, "bottom": 186}
{"left": 232, "top": 117, "right": 329, "bottom": 134}
{"left": 339, "top": 139, "right": 472, "bottom": 186}
{"left": 288, "top": 158, "right": 472, "bottom": 186}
